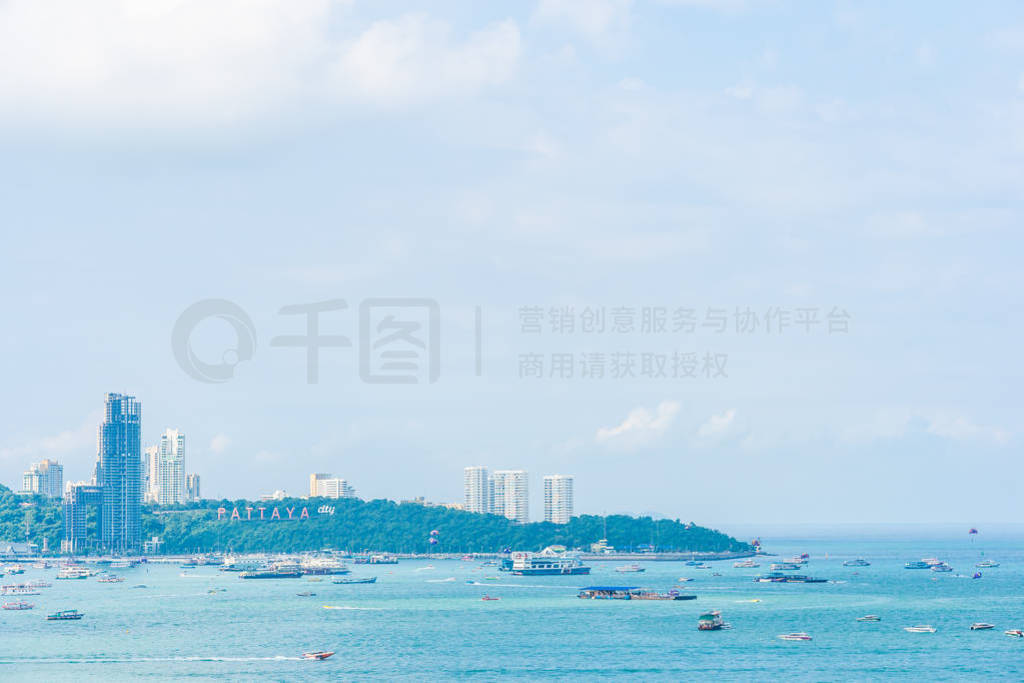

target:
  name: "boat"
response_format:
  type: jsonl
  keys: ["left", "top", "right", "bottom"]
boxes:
{"left": 754, "top": 573, "right": 827, "bottom": 583}
{"left": 697, "top": 611, "right": 729, "bottom": 631}
{"left": 777, "top": 632, "right": 812, "bottom": 641}
{"left": 299, "top": 558, "right": 351, "bottom": 576}
{"left": 207, "top": 588, "right": 226, "bottom": 594}
{"left": 2, "top": 601, "right": 34, "bottom": 610}
{"left": 97, "top": 575, "right": 125, "bottom": 583}
{"left": 481, "top": 595, "right": 500, "bottom": 601}
{"left": 733, "top": 560, "right": 759, "bottom": 568}
{"left": 508, "top": 551, "right": 590, "bottom": 576}
{"left": 220, "top": 556, "right": 269, "bottom": 572}
{"left": 296, "top": 591, "right": 317, "bottom": 597}
{"left": 179, "top": 563, "right": 198, "bottom": 570}
{"left": 904, "top": 561, "right": 930, "bottom": 569}
{"left": 5, "top": 565, "right": 25, "bottom": 575}
{"left": 677, "top": 577, "right": 694, "bottom": 583}
{"left": 56, "top": 567, "right": 90, "bottom": 580}
{"left": 843, "top": 559, "right": 870, "bottom": 567}
{"left": 857, "top": 615, "right": 881, "bottom": 622}
{"left": 577, "top": 586, "right": 696, "bottom": 601}
{"left": 930, "top": 563, "right": 953, "bottom": 573}
{"left": 352, "top": 554, "right": 398, "bottom": 565}
{"left": 904, "top": 625, "right": 937, "bottom": 633}
{"left": 615, "top": 564, "right": 646, "bottom": 573}
{"left": 971, "top": 623, "right": 995, "bottom": 630}
{"left": 239, "top": 569, "right": 303, "bottom": 579}
{"left": 27, "top": 580, "right": 51, "bottom": 588}
{"left": 770, "top": 563, "right": 801, "bottom": 571}
{"left": 47, "top": 609, "right": 84, "bottom": 621}
{"left": 628, "top": 590, "right": 697, "bottom": 601}
{"left": 785, "top": 556, "right": 808, "bottom": 565}
{"left": 976, "top": 560, "right": 1000, "bottom": 568}
{"left": 2, "top": 585, "right": 41, "bottom": 596}
{"left": 332, "top": 577, "right": 377, "bottom": 584}
{"left": 1005, "top": 630, "right": 1024, "bottom": 638}
{"left": 921, "top": 558, "right": 942, "bottom": 566}
{"left": 302, "top": 651, "right": 335, "bottom": 660}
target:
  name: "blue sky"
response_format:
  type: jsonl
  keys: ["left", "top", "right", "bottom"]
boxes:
{"left": 0, "top": 0, "right": 1021, "bottom": 524}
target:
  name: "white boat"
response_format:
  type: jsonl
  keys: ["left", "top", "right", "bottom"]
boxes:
{"left": 843, "top": 559, "right": 870, "bottom": 567}
{"left": 770, "top": 563, "right": 801, "bottom": 571}
{"left": 56, "top": 567, "right": 90, "bottom": 580}
{"left": 930, "top": 563, "right": 953, "bottom": 573}
{"left": 904, "top": 625, "right": 937, "bottom": 633}
{"left": 615, "top": 564, "right": 645, "bottom": 573}
{"left": 971, "top": 623, "right": 995, "bottom": 630}
{"left": 976, "top": 560, "right": 999, "bottom": 569}
{"left": 777, "top": 632, "right": 812, "bottom": 641}
{"left": 1005, "top": 629, "right": 1024, "bottom": 638}
{"left": 733, "top": 560, "right": 759, "bottom": 568}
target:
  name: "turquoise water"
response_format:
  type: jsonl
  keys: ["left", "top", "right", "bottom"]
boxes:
{"left": 2, "top": 535, "right": 1024, "bottom": 681}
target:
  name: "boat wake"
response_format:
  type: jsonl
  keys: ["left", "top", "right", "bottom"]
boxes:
{"left": 322, "top": 605, "right": 383, "bottom": 610}
{"left": 0, "top": 656, "right": 304, "bottom": 664}
{"left": 426, "top": 577, "right": 456, "bottom": 583}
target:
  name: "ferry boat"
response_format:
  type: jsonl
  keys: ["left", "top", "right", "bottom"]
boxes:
{"left": 976, "top": 560, "right": 1000, "bottom": 569}
{"left": 733, "top": 560, "right": 759, "bottom": 568}
{"left": 577, "top": 586, "right": 696, "bottom": 601}
{"left": 697, "top": 610, "right": 729, "bottom": 631}
{"left": 904, "top": 625, "right": 937, "bottom": 633}
{"left": 300, "top": 558, "right": 351, "bottom": 575}
{"left": 904, "top": 561, "right": 930, "bottom": 569}
{"left": 971, "top": 623, "right": 995, "bottom": 630}
{"left": 332, "top": 577, "right": 377, "bottom": 584}
{"left": 240, "top": 568, "right": 302, "bottom": 579}
{"left": 47, "top": 609, "right": 84, "bottom": 621}
{"left": 2, "top": 601, "right": 34, "bottom": 610}
{"left": 857, "top": 615, "right": 881, "bottom": 622}
{"left": 2, "top": 585, "right": 41, "bottom": 596}
{"left": 843, "top": 559, "right": 871, "bottom": 567}
{"left": 777, "top": 632, "right": 812, "bottom": 641}
{"left": 754, "top": 573, "right": 827, "bottom": 583}
{"left": 785, "top": 556, "right": 808, "bottom": 565}
{"left": 770, "top": 563, "right": 801, "bottom": 571}
{"left": 56, "top": 567, "right": 90, "bottom": 580}
{"left": 629, "top": 590, "right": 697, "bottom": 601}
{"left": 352, "top": 554, "right": 398, "bottom": 565}
{"left": 509, "top": 551, "right": 590, "bottom": 576}
{"left": 302, "top": 651, "right": 335, "bottom": 660}
{"left": 220, "top": 556, "right": 269, "bottom": 572}
{"left": 1005, "top": 629, "right": 1024, "bottom": 638}
{"left": 615, "top": 564, "right": 645, "bottom": 573}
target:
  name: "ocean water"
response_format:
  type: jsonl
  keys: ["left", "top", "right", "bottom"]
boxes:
{"left": 2, "top": 534, "right": 1024, "bottom": 681}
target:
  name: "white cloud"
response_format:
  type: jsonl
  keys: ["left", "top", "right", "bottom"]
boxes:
{"left": 697, "top": 409, "right": 736, "bottom": 438}
{"left": 596, "top": 400, "right": 679, "bottom": 448}
{"left": 844, "top": 409, "right": 1010, "bottom": 445}
{"left": 0, "top": 413, "right": 98, "bottom": 464}
{"left": 209, "top": 434, "right": 231, "bottom": 454}
{"left": 925, "top": 414, "right": 1010, "bottom": 445}
{"left": 0, "top": 1, "right": 520, "bottom": 126}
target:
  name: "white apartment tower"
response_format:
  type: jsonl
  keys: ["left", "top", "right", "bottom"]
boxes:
{"left": 491, "top": 470, "right": 529, "bottom": 523}
{"left": 463, "top": 466, "right": 490, "bottom": 513}
{"left": 155, "top": 429, "right": 186, "bottom": 505}
{"left": 310, "top": 473, "right": 356, "bottom": 499}
{"left": 543, "top": 474, "right": 574, "bottom": 524}
{"left": 22, "top": 459, "right": 63, "bottom": 499}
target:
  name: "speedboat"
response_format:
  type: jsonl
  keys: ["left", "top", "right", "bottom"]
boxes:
{"left": 302, "top": 651, "right": 335, "bottom": 660}
{"left": 843, "top": 559, "right": 870, "bottom": 567}
{"left": 2, "top": 601, "right": 34, "bottom": 610}
{"left": 904, "top": 625, "right": 936, "bottom": 633}
{"left": 1005, "top": 629, "right": 1024, "bottom": 638}
{"left": 971, "top": 623, "right": 995, "bottom": 630}
{"left": 857, "top": 615, "right": 881, "bottom": 622}
{"left": 976, "top": 560, "right": 1000, "bottom": 569}
{"left": 615, "top": 564, "right": 645, "bottom": 573}
{"left": 777, "top": 632, "right": 812, "bottom": 641}
{"left": 904, "top": 561, "right": 930, "bottom": 569}
{"left": 930, "top": 563, "right": 953, "bottom": 573}
{"left": 47, "top": 609, "right": 84, "bottom": 621}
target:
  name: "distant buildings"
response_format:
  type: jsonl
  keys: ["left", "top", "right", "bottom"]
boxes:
{"left": 309, "top": 473, "right": 356, "bottom": 499}
{"left": 543, "top": 474, "right": 574, "bottom": 524}
{"left": 185, "top": 473, "right": 201, "bottom": 502}
{"left": 142, "top": 430, "right": 200, "bottom": 504}
{"left": 492, "top": 470, "right": 529, "bottom": 523}
{"left": 402, "top": 496, "right": 463, "bottom": 510}
{"left": 260, "top": 489, "right": 288, "bottom": 501}
{"left": 463, "top": 466, "right": 490, "bottom": 513}
{"left": 22, "top": 459, "right": 63, "bottom": 499}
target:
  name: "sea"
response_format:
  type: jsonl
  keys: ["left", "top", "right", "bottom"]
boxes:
{"left": 3, "top": 530, "right": 1024, "bottom": 681}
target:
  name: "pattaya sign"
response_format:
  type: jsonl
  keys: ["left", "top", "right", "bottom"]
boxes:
{"left": 217, "top": 506, "right": 311, "bottom": 521}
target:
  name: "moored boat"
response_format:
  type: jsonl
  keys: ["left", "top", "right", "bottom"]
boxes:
{"left": 47, "top": 609, "right": 84, "bottom": 621}
{"left": 240, "top": 568, "right": 302, "bottom": 579}
{"left": 56, "top": 567, "right": 90, "bottom": 580}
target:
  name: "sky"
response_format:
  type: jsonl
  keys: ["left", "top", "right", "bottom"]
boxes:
{"left": 0, "top": 0, "right": 1021, "bottom": 525}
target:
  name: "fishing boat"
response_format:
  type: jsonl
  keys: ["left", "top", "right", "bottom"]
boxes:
{"left": 857, "top": 615, "right": 881, "bottom": 622}
{"left": 754, "top": 573, "right": 827, "bottom": 583}
{"left": 332, "top": 577, "right": 377, "bottom": 584}
{"left": 976, "top": 560, "right": 1000, "bottom": 569}
{"left": 904, "top": 625, "right": 937, "bottom": 633}
{"left": 843, "top": 559, "right": 870, "bottom": 567}
{"left": 615, "top": 564, "right": 646, "bottom": 573}
{"left": 697, "top": 611, "right": 729, "bottom": 631}
{"left": 971, "top": 623, "right": 995, "bottom": 630}
{"left": 733, "top": 559, "right": 759, "bottom": 568}
{"left": 1005, "top": 629, "right": 1024, "bottom": 638}
{"left": 777, "top": 632, "right": 812, "bottom": 641}
{"left": 302, "top": 651, "right": 335, "bottom": 660}
{"left": 47, "top": 609, "right": 84, "bottom": 621}
{"left": 2, "top": 601, "right": 34, "bottom": 610}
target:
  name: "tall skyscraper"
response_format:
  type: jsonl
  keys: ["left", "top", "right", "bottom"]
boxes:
{"left": 96, "top": 393, "right": 142, "bottom": 553}
{"left": 155, "top": 429, "right": 186, "bottom": 505}
{"left": 142, "top": 445, "right": 159, "bottom": 502}
{"left": 463, "top": 466, "right": 490, "bottom": 513}
{"left": 185, "top": 473, "right": 201, "bottom": 502}
{"left": 543, "top": 474, "right": 574, "bottom": 524}
{"left": 309, "top": 473, "right": 356, "bottom": 499}
{"left": 22, "top": 459, "right": 63, "bottom": 499}
{"left": 492, "top": 470, "right": 528, "bottom": 523}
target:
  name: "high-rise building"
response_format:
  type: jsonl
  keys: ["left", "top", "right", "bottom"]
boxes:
{"left": 22, "top": 459, "right": 63, "bottom": 499}
{"left": 142, "top": 445, "right": 159, "bottom": 502}
{"left": 492, "top": 470, "right": 528, "bottom": 523}
{"left": 309, "top": 474, "right": 357, "bottom": 499}
{"left": 96, "top": 393, "right": 142, "bottom": 553}
{"left": 154, "top": 429, "right": 186, "bottom": 505}
{"left": 543, "top": 474, "right": 574, "bottom": 524}
{"left": 185, "top": 473, "right": 201, "bottom": 502}
{"left": 463, "top": 466, "right": 490, "bottom": 513}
